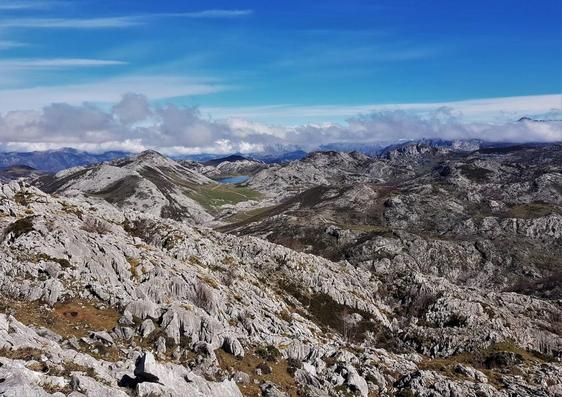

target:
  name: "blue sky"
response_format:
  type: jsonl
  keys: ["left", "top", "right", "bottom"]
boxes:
{"left": 0, "top": 0, "right": 560, "bottom": 153}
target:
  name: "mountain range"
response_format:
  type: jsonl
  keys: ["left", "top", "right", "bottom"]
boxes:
{"left": 0, "top": 142, "right": 560, "bottom": 397}
{"left": 3, "top": 139, "right": 553, "bottom": 173}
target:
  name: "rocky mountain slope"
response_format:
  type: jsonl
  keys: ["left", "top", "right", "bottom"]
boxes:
{"left": 181, "top": 155, "right": 268, "bottom": 180}
{"left": 35, "top": 151, "right": 263, "bottom": 224}
{"left": 0, "top": 180, "right": 561, "bottom": 397}
{"left": 0, "top": 143, "right": 560, "bottom": 397}
{"left": 225, "top": 144, "right": 562, "bottom": 300}
{"left": 0, "top": 165, "right": 48, "bottom": 182}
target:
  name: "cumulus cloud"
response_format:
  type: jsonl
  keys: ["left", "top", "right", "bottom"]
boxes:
{"left": 334, "top": 109, "right": 562, "bottom": 143}
{"left": 0, "top": 93, "right": 560, "bottom": 155}
{"left": 111, "top": 93, "right": 152, "bottom": 125}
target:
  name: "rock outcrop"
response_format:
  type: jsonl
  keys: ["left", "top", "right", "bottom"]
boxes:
{"left": 0, "top": 143, "right": 560, "bottom": 396}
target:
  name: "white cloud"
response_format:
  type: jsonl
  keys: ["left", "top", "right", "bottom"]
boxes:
{"left": 0, "top": 94, "right": 560, "bottom": 155}
{"left": 0, "top": 40, "right": 27, "bottom": 49}
{"left": 0, "top": 139, "right": 147, "bottom": 153}
{"left": 0, "top": 1, "right": 63, "bottom": 10}
{"left": 205, "top": 94, "right": 562, "bottom": 124}
{"left": 0, "top": 10, "right": 253, "bottom": 29}
{"left": 0, "top": 75, "right": 230, "bottom": 111}
{"left": 112, "top": 93, "right": 152, "bottom": 125}
{"left": 314, "top": 109, "right": 562, "bottom": 144}
{"left": 0, "top": 58, "right": 127, "bottom": 68}
{"left": 0, "top": 17, "right": 144, "bottom": 29}
{"left": 161, "top": 10, "right": 253, "bottom": 18}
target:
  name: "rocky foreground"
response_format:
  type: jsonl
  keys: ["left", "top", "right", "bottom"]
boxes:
{"left": 0, "top": 144, "right": 561, "bottom": 397}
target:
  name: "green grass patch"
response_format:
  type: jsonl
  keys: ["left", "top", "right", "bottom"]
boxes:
{"left": 505, "top": 203, "right": 562, "bottom": 219}
{"left": 187, "top": 184, "right": 262, "bottom": 213}
{"left": 336, "top": 223, "right": 390, "bottom": 234}
{"left": 459, "top": 165, "right": 493, "bottom": 183}
{"left": 224, "top": 205, "right": 276, "bottom": 223}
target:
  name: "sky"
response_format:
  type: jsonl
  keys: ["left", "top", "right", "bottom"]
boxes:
{"left": 0, "top": 0, "right": 561, "bottom": 154}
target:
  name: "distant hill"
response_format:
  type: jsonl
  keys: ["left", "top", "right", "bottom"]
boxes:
{"left": 252, "top": 149, "right": 308, "bottom": 163}
{"left": 202, "top": 154, "right": 253, "bottom": 166}
{"left": 0, "top": 148, "right": 129, "bottom": 172}
{"left": 34, "top": 150, "right": 262, "bottom": 223}
{"left": 0, "top": 165, "right": 48, "bottom": 182}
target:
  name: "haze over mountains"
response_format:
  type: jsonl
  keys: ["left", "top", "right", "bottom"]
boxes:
{"left": 0, "top": 148, "right": 129, "bottom": 172}
{"left": 1, "top": 135, "right": 558, "bottom": 173}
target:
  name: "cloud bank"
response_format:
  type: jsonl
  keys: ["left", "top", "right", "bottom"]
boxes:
{"left": 0, "top": 93, "right": 560, "bottom": 155}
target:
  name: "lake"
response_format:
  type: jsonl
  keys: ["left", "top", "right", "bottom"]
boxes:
{"left": 216, "top": 175, "right": 250, "bottom": 184}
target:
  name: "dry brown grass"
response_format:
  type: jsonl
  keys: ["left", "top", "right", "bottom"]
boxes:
{"left": 0, "top": 297, "right": 119, "bottom": 339}
{"left": 418, "top": 341, "right": 549, "bottom": 389}
{"left": 25, "top": 360, "right": 105, "bottom": 394}
{"left": 193, "top": 279, "right": 217, "bottom": 312}
{"left": 0, "top": 297, "right": 124, "bottom": 363}
{"left": 81, "top": 217, "right": 111, "bottom": 235}
{"left": 127, "top": 257, "right": 141, "bottom": 280}
{"left": 505, "top": 203, "right": 562, "bottom": 219}
{"left": 60, "top": 202, "right": 84, "bottom": 218}
{"left": 42, "top": 382, "right": 73, "bottom": 395}
{"left": 0, "top": 347, "right": 43, "bottom": 361}
{"left": 199, "top": 274, "right": 221, "bottom": 289}
{"left": 3, "top": 216, "right": 35, "bottom": 240}
{"left": 52, "top": 301, "right": 120, "bottom": 337}
{"left": 216, "top": 348, "right": 298, "bottom": 397}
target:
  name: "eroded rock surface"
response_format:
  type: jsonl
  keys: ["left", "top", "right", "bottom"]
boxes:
{"left": 0, "top": 143, "right": 560, "bottom": 397}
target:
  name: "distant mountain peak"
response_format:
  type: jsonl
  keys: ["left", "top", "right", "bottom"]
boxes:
{"left": 2, "top": 164, "right": 36, "bottom": 171}
{"left": 129, "top": 150, "right": 178, "bottom": 168}
{"left": 0, "top": 149, "right": 130, "bottom": 172}
{"left": 303, "top": 150, "right": 371, "bottom": 163}
{"left": 203, "top": 154, "right": 258, "bottom": 166}
{"left": 135, "top": 149, "right": 168, "bottom": 160}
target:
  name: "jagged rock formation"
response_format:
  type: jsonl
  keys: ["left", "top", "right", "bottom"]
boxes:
{"left": 34, "top": 150, "right": 216, "bottom": 223}
{"left": 247, "top": 151, "right": 383, "bottom": 199}
{"left": 227, "top": 144, "right": 562, "bottom": 299}
{"left": 0, "top": 169, "right": 561, "bottom": 395}
{"left": 181, "top": 155, "right": 268, "bottom": 180}
{"left": 0, "top": 143, "right": 560, "bottom": 396}
{"left": 34, "top": 150, "right": 265, "bottom": 225}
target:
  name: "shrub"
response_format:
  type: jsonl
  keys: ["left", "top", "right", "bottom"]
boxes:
{"left": 3, "top": 216, "right": 35, "bottom": 242}
{"left": 81, "top": 217, "right": 111, "bottom": 235}
{"left": 193, "top": 280, "right": 216, "bottom": 313}
{"left": 256, "top": 345, "right": 282, "bottom": 362}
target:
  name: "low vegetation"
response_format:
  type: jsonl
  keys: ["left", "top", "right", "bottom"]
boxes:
{"left": 0, "top": 297, "right": 120, "bottom": 339}
{"left": 458, "top": 165, "right": 493, "bottom": 182}
{"left": 418, "top": 341, "right": 551, "bottom": 388}
{"left": 3, "top": 216, "right": 35, "bottom": 241}
{"left": 216, "top": 348, "right": 298, "bottom": 397}
{"left": 280, "top": 282, "right": 377, "bottom": 342}
{"left": 187, "top": 184, "right": 262, "bottom": 213}
{"left": 505, "top": 202, "right": 562, "bottom": 219}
